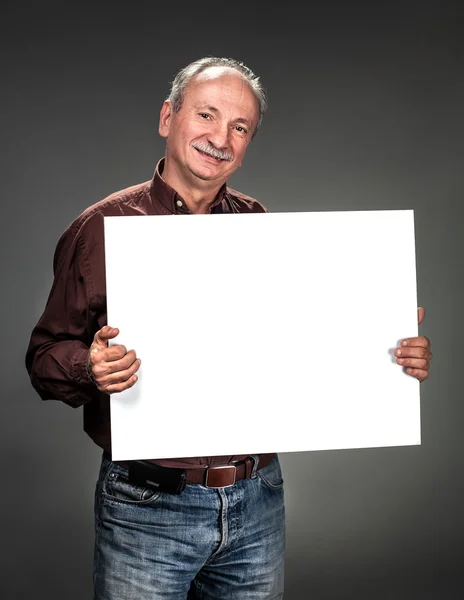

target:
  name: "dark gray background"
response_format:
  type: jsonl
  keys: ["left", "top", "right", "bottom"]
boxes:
{"left": 2, "top": 1, "right": 463, "bottom": 598}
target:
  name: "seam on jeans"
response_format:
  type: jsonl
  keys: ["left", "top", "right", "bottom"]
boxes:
{"left": 101, "top": 491, "right": 162, "bottom": 508}
{"left": 101, "top": 481, "right": 162, "bottom": 507}
{"left": 93, "top": 516, "right": 102, "bottom": 593}
{"left": 257, "top": 457, "right": 284, "bottom": 490}
{"left": 94, "top": 456, "right": 112, "bottom": 524}
{"left": 194, "top": 578, "right": 203, "bottom": 599}
{"left": 101, "top": 461, "right": 162, "bottom": 507}
{"left": 251, "top": 454, "right": 259, "bottom": 478}
{"left": 257, "top": 472, "right": 284, "bottom": 490}
{"left": 209, "top": 488, "right": 229, "bottom": 558}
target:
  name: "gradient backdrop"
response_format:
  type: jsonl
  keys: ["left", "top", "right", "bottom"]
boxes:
{"left": 2, "top": 2, "right": 463, "bottom": 599}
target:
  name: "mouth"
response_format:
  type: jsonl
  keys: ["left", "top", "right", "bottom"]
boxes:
{"left": 193, "top": 146, "right": 231, "bottom": 163}
{"left": 195, "top": 148, "right": 223, "bottom": 162}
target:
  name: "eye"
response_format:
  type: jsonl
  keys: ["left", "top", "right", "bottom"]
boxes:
{"left": 235, "top": 125, "right": 248, "bottom": 134}
{"left": 199, "top": 113, "right": 211, "bottom": 119}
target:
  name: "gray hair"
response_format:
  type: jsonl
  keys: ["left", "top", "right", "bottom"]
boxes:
{"left": 166, "top": 57, "right": 267, "bottom": 136}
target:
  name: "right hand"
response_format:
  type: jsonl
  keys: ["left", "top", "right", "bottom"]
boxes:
{"left": 88, "top": 326, "right": 141, "bottom": 393}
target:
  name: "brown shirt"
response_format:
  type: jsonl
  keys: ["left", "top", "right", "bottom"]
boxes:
{"left": 25, "top": 158, "right": 274, "bottom": 468}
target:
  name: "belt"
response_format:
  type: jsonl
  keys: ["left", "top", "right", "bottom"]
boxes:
{"left": 109, "top": 453, "right": 275, "bottom": 493}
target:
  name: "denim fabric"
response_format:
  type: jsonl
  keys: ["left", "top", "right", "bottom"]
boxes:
{"left": 93, "top": 453, "right": 285, "bottom": 599}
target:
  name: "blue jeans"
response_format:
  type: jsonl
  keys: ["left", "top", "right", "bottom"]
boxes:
{"left": 93, "top": 453, "right": 285, "bottom": 599}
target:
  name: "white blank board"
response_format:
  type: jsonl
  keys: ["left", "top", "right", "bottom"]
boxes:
{"left": 104, "top": 210, "right": 420, "bottom": 461}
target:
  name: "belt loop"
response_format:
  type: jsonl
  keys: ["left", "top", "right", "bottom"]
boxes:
{"left": 250, "top": 454, "right": 260, "bottom": 478}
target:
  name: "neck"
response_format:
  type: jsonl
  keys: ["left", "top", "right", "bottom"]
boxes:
{"left": 162, "top": 159, "right": 224, "bottom": 214}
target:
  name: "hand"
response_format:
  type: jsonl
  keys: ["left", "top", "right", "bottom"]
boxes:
{"left": 88, "top": 325, "right": 141, "bottom": 393}
{"left": 394, "top": 307, "right": 432, "bottom": 382}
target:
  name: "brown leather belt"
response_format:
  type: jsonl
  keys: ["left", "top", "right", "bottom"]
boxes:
{"left": 111, "top": 453, "right": 275, "bottom": 490}
{"left": 185, "top": 454, "right": 274, "bottom": 487}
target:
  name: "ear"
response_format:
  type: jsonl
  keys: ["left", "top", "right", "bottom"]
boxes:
{"left": 159, "top": 101, "right": 173, "bottom": 138}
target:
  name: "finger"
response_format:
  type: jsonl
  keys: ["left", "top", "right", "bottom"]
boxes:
{"left": 396, "top": 357, "right": 430, "bottom": 370}
{"left": 394, "top": 346, "right": 433, "bottom": 360}
{"left": 98, "top": 344, "right": 129, "bottom": 362}
{"left": 93, "top": 326, "right": 120, "bottom": 348}
{"left": 89, "top": 344, "right": 128, "bottom": 368}
{"left": 94, "top": 353, "right": 139, "bottom": 378}
{"left": 105, "top": 374, "right": 139, "bottom": 394}
{"left": 417, "top": 307, "right": 425, "bottom": 326}
{"left": 404, "top": 367, "right": 429, "bottom": 382}
{"left": 105, "top": 349, "right": 138, "bottom": 371}
{"left": 400, "top": 335, "right": 431, "bottom": 349}
{"left": 96, "top": 359, "right": 141, "bottom": 388}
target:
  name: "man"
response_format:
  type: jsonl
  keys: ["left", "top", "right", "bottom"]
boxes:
{"left": 26, "top": 57, "right": 432, "bottom": 599}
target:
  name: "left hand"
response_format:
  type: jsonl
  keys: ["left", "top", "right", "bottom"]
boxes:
{"left": 394, "top": 307, "right": 432, "bottom": 382}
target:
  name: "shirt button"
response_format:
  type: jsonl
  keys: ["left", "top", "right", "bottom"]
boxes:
{"left": 176, "top": 200, "right": 183, "bottom": 208}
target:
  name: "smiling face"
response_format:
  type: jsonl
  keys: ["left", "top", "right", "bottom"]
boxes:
{"left": 159, "top": 67, "right": 259, "bottom": 191}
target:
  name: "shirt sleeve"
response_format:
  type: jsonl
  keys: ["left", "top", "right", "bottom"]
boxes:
{"left": 25, "top": 219, "right": 103, "bottom": 408}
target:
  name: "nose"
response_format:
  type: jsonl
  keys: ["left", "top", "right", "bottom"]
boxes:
{"left": 207, "top": 121, "right": 230, "bottom": 150}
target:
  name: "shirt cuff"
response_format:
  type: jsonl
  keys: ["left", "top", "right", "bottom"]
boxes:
{"left": 70, "top": 347, "right": 94, "bottom": 385}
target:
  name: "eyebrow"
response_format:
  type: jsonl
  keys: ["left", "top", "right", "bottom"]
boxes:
{"left": 195, "top": 103, "right": 251, "bottom": 125}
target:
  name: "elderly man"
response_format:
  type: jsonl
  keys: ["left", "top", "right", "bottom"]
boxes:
{"left": 26, "top": 57, "right": 432, "bottom": 599}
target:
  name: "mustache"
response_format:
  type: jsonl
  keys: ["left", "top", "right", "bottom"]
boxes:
{"left": 191, "top": 141, "right": 233, "bottom": 162}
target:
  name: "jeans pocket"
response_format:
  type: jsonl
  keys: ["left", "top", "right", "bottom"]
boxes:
{"left": 257, "top": 455, "right": 284, "bottom": 490}
{"left": 101, "top": 463, "right": 161, "bottom": 506}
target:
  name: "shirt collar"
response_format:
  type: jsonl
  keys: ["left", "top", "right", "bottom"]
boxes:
{"left": 150, "top": 157, "right": 228, "bottom": 215}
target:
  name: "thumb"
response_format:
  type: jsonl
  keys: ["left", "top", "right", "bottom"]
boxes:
{"left": 93, "top": 325, "right": 120, "bottom": 349}
{"left": 417, "top": 307, "right": 425, "bottom": 326}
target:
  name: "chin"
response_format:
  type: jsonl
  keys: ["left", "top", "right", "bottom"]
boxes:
{"left": 188, "top": 164, "right": 226, "bottom": 183}
{"left": 192, "top": 171, "right": 222, "bottom": 183}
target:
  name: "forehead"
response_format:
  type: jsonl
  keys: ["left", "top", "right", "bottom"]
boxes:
{"left": 184, "top": 68, "right": 258, "bottom": 115}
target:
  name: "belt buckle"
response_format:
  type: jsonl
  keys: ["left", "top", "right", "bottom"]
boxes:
{"left": 205, "top": 465, "right": 236, "bottom": 489}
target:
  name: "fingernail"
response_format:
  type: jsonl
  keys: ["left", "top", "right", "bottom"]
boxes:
{"left": 396, "top": 349, "right": 402, "bottom": 356}
{"left": 402, "top": 340, "right": 408, "bottom": 346}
